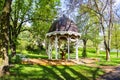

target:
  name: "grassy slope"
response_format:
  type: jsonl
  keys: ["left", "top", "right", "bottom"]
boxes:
{"left": 1, "top": 64, "right": 103, "bottom": 80}
{"left": 1, "top": 48, "right": 120, "bottom": 80}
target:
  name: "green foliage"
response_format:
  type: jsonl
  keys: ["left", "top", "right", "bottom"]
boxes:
{"left": 111, "top": 23, "right": 120, "bottom": 57}
{"left": 11, "top": 0, "right": 33, "bottom": 21}
{"left": 111, "top": 23, "right": 120, "bottom": 49}
{"left": 29, "top": 0, "right": 60, "bottom": 47}
{"left": 77, "top": 4, "right": 100, "bottom": 41}
{"left": 0, "top": 0, "right": 5, "bottom": 15}
{"left": 17, "top": 40, "right": 29, "bottom": 51}
{"left": 76, "top": 3, "right": 101, "bottom": 57}
{"left": 18, "top": 30, "right": 44, "bottom": 51}
{"left": 17, "top": 31, "right": 30, "bottom": 51}
{"left": 31, "top": 21, "right": 51, "bottom": 41}
{"left": 9, "top": 54, "right": 22, "bottom": 64}
{"left": 33, "top": 0, "right": 59, "bottom": 20}
{"left": 11, "top": 0, "right": 60, "bottom": 52}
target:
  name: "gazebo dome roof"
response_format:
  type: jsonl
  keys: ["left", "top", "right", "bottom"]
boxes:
{"left": 46, "top": 15, "right": 80, "bottom": 60}
{"left": 46, "top": 15, "right": 80, "bottom": 38}
{"left": 48, "top": 15, "right": 78, "bottom": 32}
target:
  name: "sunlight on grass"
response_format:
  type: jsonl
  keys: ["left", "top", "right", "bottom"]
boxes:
{"left": 1, "top": 48, "right": 120, "bottom": 80}
{"left": 0, "top": 64, "right": 104, "bottom": 80}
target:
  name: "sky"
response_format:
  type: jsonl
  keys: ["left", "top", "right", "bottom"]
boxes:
{"left": 26, "top": 0, "right": 120, "bottom": 26}
{"left": 60, "top": 0, "right": 120, "bottom": 18}
{"left": 114, "top": 0, "right": 120, "bottom": 8}
{"left": 115, "top": 0, "right": 120, "bottom": 5}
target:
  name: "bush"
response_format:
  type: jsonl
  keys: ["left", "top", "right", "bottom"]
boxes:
{"left": 9, "top": 54, "right": 24, "bottom": 64}
{"left": 15, "top": 54, "right": 22, "bottom": 63}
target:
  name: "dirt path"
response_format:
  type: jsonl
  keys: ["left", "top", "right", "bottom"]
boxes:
{"left": 82, "top": 61, "right": 120, "bottom": 80}
{"left": 98, "top": 66, "right": 120, "bottom": 80}
{"left": 21, "top": 58, "right": 77, "bottom": 65}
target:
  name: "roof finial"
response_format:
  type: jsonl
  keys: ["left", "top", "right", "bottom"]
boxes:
{"left": 63, "top": 14, "right": 66, "bottom": 18}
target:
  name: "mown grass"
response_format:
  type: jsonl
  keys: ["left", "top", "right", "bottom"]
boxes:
{"left": 86, "top": 49, "right": 120, "bottom": 66}
{"left": 1, "top": 64, "right": 104, "bottom": 80}
{"left": 1, "top": 48, "right": 120, "bottom": 80}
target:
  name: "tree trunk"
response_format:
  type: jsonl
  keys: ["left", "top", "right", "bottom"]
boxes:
{"left": 9, "top": 43, "right": 16, "bottom": 63}
{"left": 82, "top": 39, "right": 87, "bottom": 58}
{"left": 101, "top": 14, "right": 111, "bottom": 61}
{"left": 101, "top": 20, "right": 110, "bottom": 61}
{"left": 10, "top": 39, "right": 16, "bottom": 57}
{"left": 11, "top": 42, "right": 16, "bottom": 56}
{"left": 104, "top": 40, "right": 110, "bottom": 61}
{"left": 0, "top": 0, "right": 12, "bottom": 76}
{"left": 9, "top": 24, "right": 18, "bottom": 57}
{"left": 93, "top": 0, "right": 113, "bottom": 61}
{"left": 105, "top": 0, "right": 113, "bottom": 61}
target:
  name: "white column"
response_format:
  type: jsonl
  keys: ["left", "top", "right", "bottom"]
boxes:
{"left": 49, "top": 40, "right": 52, "bottom": 59}
{"left": 58, "top": 44, "right": 60, "bottom": 59}
{"left": 55, "top": 35, "right": 58, "bottom": 59}
{"left": 67, "top": 36, "right": 70, "bottom": 60}
{"left": 76, "top": 38, "right": 79, "bottom": 60}
{"left": 48, "top": 39, "right": 51, "bottom": 59}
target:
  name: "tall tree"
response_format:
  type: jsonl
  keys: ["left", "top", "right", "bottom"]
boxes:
{"left": 9, "top": 0, "right": 59, "bottom": 56}
{"left": 0, "top": 0, "right": 12, "bottom": 76}
{"left": 29, "top": 0, "right": 59, "bottom": 49}
{"left": 88, "top": 0, "right": 115, "bottom": 61}
{"left": 76, "top": 12, "right": 89, "bottom": 57}
{"left": 76, "top": 2, "right": 100, "bottom": 57}
{"left": 9, "top": 0, "right": 34, "bottom": 56}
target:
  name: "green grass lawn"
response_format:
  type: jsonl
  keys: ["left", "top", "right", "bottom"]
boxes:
{"left": 1, "top": 48, "right": 120, "bottom": 80}
{"left": 1, "top": 64, "right": 104, "bottom": 80}
{"left": 86, "top": 50, "right": 120, "bottom": 66}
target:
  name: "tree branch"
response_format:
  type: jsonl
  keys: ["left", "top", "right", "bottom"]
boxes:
{"left": 101, "top": 0, "right": 108, "bottom": 14}
{"left": 22, "top": 18, "right": 52, "bottom": 23}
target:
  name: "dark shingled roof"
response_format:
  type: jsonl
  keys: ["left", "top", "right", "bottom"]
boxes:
{"left": 48, "top": 15, "right": 78, "bottom": 33}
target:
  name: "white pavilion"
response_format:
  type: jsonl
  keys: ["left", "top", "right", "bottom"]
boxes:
{"left": 46, "top": 15, "right": 81, "bottom": 60}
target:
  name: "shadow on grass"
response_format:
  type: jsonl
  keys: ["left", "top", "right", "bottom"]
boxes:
{"left": 92, "top": 68, "right": 100, "bottom": 80}
{"left": 53, "top": 66, "right": 76, "bottom": 80}
{"left": 26, "top": 54, "right": 48, "bottom": 59}
{"left": 54, "top": 65, "right": 89, "bottom": 80}
{"left": 39, "top": 65, "right": 64, "bottom": 80}
{"left": 27, "top": 49, "right": 46, "bottom": 55}
{"left": 0, "top": 64, "right": 103, "bottom": 80}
